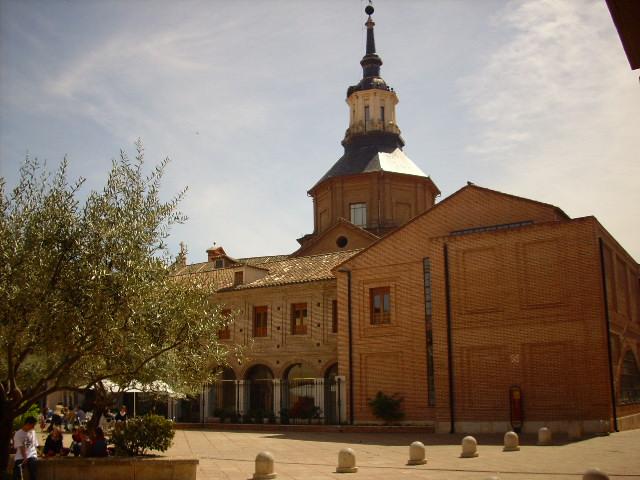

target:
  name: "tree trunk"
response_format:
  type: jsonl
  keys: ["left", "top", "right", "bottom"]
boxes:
{"left": 0, "top": 406, "right": 15, "bottom": 480}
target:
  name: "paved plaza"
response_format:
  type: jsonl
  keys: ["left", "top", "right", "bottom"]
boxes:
{"left": 165, "top": 428, "right": 640, "bottom": 479}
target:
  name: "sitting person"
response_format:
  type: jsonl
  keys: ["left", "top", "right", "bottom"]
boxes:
{"left": 70, "top": 426, "right": 87, "bottom": 457}
{"left": 114, "top": 405, "right": 128, "bottom": 422}
{"left": 91, "top": 427, "right": 108, "bottom": 457}
{"left": 43, "top": 428, "right": 64, "bottom": 456}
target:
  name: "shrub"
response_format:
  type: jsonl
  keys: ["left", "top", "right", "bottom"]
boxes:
{"left": 111, "top": 414, "right": 175, "bottom": 456}
{"left": 289, "top": 397, "right": 320, "bottom": 423}
{"left": 368, "top": 391, "right": 404, "bottom": 424}
{"left": 13, "top": 404, "right": 41, "bottom": 431}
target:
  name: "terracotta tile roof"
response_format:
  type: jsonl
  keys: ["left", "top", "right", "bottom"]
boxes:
{"left": 172, "top": 250, "right": 361, "bottom": 291}
{"left": 233, "top": 249, "right": 361, "bottom": 290}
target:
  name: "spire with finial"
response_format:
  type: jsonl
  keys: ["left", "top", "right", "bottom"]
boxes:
{"left": 361, "top": 3, "right": 382, "bottom": 79}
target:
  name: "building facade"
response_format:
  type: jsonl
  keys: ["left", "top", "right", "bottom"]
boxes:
{"left": 80, "top": 5, "right": 638, "bottom": 432}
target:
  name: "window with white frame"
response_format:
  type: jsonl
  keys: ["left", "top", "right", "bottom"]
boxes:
{"left": 350, "top": 203, "right": 367, "bottom": 227}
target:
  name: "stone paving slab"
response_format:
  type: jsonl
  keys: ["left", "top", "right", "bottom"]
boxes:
{"left": 165, "top": 429, "right": 640, "bottom": 479}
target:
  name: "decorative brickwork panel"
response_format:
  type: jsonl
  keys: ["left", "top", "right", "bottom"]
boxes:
{"left": 359, "top": 352, "right": 403, "bottom": 411}
{"left": 461, "top": 246, "right": 501, "bottom": 314}
{"left": 616, "top": 257, "right": 629, "bottom": 317}
{"left": 458, "top": 346, "right": 509, "bottom": 419}
{"left": 522, "top": 342, "right": 572, "bottom": 419}
{"left": 519, "top": 239, "right": 564, "bottom": 308}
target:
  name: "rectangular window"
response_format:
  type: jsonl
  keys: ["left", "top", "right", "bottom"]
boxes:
{"left": 233, "top": 271, "right": 244, "bottom": 286}
{"left": 423, "top": 258, "right": 435, "bottom": 406}
{"left": 350, "top": 203, "right": 367, "bottom": 227}
{"left": 218, "top": 309, "right": 231, "bottom": 340}
{"left": 214, "top": 259, "right": 224, "bottom": 269}
{"left": 364, "top": 105, "right": 370, "bottom": 121}
{"left": 291, "top": 303, "right": 308, "bottom": 335}
{"left": 332, "top": 300, "right": 338, "bottom": 334}
{"left": 370, "top": 287, "right": 391, "bottom": 325}
{"left": 253, "top": 306, "right": 268, "bottom": 337}
{"left": 380, "top": 106, "right": 385, "bottom": 124}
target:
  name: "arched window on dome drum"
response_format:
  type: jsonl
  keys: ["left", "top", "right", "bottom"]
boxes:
{"left": 620, "top": 350, "right": 640, "bottom": 405}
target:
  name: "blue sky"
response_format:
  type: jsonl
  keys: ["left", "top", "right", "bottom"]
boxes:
{"left": 1, "top": 0, "right": 638, "bottom": 261}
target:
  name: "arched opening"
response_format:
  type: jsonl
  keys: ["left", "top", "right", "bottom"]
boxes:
{"left": 282, "top": 363, "right": 317, "bottom": 424}
{"left": 324, "top": 363, "right": 340, "bottom": 424}
{"left": 208, "top": 367, "right": 237, "bottom": 417}
{"left": 620, "top": 350, "right": 640, "bottom": 405}
{"left": 245, "top": 364, "right": 274, "bottom": 414}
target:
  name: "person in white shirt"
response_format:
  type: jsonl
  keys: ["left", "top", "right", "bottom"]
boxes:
{"left": 13, "top": 416, "right": 38, "bottom": 480}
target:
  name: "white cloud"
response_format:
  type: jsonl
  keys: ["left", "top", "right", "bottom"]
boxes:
{"left": 459, "top": 0, "right": 640, "bottom": 259}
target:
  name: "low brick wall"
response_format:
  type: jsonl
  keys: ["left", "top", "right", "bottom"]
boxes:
{"left": 7, "top": 455, "right": 198, "bottom": 480}
{"left": 174, "top": 422, "right": 435, "bottom": 434}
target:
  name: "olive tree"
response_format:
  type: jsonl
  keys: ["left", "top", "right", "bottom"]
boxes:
{"left": 0, "top": 142, "right": 230, "bottom": 471}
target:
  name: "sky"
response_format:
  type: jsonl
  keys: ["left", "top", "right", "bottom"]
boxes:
{"left": 1, "top": 0, "right": 638, "bottom": 262}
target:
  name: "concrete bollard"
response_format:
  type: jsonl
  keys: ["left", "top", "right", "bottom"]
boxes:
{"left": 460, "top": 436, "right": 479, "bottom": 458}
{"left": 583, "top": 469, "right": 610, "bottom": 480}
{"left": 336, "top": 448, "right": 358, "bottom": 473}
{"left": 503, "top": 431, "right": 520, "bottom": 452}
{"left": 407, "top": 441, "right": 427, "bottom": 465}
{"left": 253, "top": 451, "right": 277, "bottom": 480}
{"left": 537, "top": 427, "right": 552, "bottom": 446}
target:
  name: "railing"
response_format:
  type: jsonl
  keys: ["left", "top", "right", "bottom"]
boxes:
{"left": 205, "top": 377, "right": 343, "bottom": 424}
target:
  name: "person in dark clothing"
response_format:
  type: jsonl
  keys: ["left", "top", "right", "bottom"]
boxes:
{"left": 43, "top": 428, "right": 63, "bottom": 456}
{"left": 91, "top": 427, "right": 108, "bottom": 457}
{"left": 114, "top": 405, "right": 128, "bottom": 422}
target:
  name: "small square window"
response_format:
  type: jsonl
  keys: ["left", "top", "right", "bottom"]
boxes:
{"left": 214, "top": 259, "right": 224, "bottom": 269}
{"left": 370, "top": 287, "right": 391, "bottom": 325}
{"left": 253, "top": 306, "right": 268, "bottom": 337}
{"left": 218, "top": 309, "right": 231, "bottom": 340}
{"left": 291, "top": 303, "right": 308, "bottom": 335}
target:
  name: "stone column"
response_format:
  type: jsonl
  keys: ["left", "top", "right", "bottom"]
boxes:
{"left": 203, "top": 384, "right": 210, "bottom": 420}
{"left": 336, "top": 375, "right": 347, "bottom": 424}
{"left": 273, "top": 379, "right": 281, "bottom": 417}
{"left": 238, "top": 380, "right": 245, "bottom": 415}
{"left": 315, "top": 378, "right": 325, "bottom": 418}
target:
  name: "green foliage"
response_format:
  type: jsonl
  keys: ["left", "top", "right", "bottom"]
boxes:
{"left": 0, "top": 142, "right": 239, "bottom": 461}
{"left": 289, "top": 396, "right": 320, "bottom": 423}
{"left": 12, "top": 404, "right": 40, "bottom": 431}
{"left": 111, "top": 414, "right": 175, "bottom": 456}
{"left": 367, "top": 391, "right": 405, "bottom": 424}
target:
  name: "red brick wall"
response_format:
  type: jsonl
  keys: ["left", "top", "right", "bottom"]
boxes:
{"left": 337, "top": 186, "right": 627, "bottom": 429}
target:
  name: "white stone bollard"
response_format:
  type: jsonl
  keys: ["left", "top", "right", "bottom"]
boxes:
{"left": 583, "top": 469, "right": 610, "bottom": 480}
{"left": 253, "top": 451, "right": 277, "bottom": 480}
{"left": 460, "top": 436, "right": 479, "bottom": 458}
{"left": 336, "top": 448, "right": 358, "bottom": 473}
{"left": 503, "top": 431, "right": 520, "bottom": 452}
{"left": 537, "top": 427, "right": 552, "bottom": 446}
{"left": 406, "top": 441, "right": 427, "bottom": 465}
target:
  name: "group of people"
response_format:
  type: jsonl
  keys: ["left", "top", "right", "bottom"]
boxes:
{"left": 12, "top": 405, "right": 129, "bottom": 480}
{"left": 38, "top": 405, "right": 87, "bottom": 432}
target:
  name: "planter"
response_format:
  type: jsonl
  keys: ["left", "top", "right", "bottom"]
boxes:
{"left": 7, "top": 454, "right": 198, "bottom": 480}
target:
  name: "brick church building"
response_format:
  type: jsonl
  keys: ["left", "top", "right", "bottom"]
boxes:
{"left": 170, "top": 5, "right": 640, "bottom": 433}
